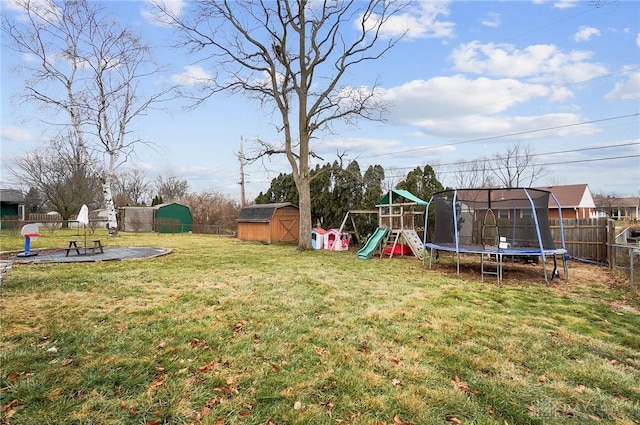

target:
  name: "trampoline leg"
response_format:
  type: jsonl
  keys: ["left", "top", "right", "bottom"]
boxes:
{"left": 551, "top": 255, "right": 561, "bottom": 281}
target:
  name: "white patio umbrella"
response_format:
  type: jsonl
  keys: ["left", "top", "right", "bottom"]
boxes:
{"left": 78, "top": 204, "right": 89, "bottom": 253}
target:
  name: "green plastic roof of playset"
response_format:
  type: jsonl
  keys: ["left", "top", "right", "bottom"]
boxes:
{"left": 378, "top": 189, "right": 428, "bottom": 206}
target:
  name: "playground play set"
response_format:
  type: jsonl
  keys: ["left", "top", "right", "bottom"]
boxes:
{"left": 313, "top": 189, "right": 427, "bottom": 260}
{"left": 314, "top": 188, "right": 568, "bottom": 283}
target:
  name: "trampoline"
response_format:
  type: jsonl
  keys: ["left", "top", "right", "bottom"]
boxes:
{"left": 423, "top": 188, "right": 568, "bottom": 283}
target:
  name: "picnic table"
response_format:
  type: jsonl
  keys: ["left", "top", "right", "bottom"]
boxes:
{"left": 65, "top": 240, "right": 103, "bottom": 256}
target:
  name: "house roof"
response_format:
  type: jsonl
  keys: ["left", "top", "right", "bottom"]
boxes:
{"left": 237, "top": 203, "right": 298, "bottom": 222}
{"left": 535, "top": 184, "right": 595, "bottom": 209}
{"left": 0, "top": 189, "right": 25, "bottom": 204}
{"left": 379, "top": 189, "right": 428, "bottom": 206}
{"left": 616, "top": 197, "right": 640, "bottom": 207}
{"left": 594, "top": 196, "right": 640, "bottom": 208}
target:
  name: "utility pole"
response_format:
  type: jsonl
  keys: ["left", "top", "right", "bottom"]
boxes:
{"left": 238, "top": 136, "right": 247, "bottom": 208}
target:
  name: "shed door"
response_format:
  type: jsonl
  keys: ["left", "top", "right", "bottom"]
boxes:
{"left": 278, "top": 215, "right": 298, "bottom": 243}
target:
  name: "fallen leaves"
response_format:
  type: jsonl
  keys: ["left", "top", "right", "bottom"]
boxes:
{"left": 146, "top": 374, "right": 166, "bottom": 395}
{"left": 486, "top": 404, "right": 498, "bottom": 419}
{"left": 452, "top": 375, "right": 481, "bottom": 396}
{"left": 189, "top": 338, "right": 210, "bottom": 350}
{"left": 198, "top": 360, "right": 221, "bottom": 373}
{"left": 1, "top": 399, "right": 19, "bottom": 420}
{"left": 393, "top": 415, "right": 411, "bottom": 425}
{"left": 232, "top": 321, "right": 247, "bottom": 337}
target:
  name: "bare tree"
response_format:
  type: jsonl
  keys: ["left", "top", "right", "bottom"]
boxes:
{"left": 113, "top": 169, "right": 152, "bottom": 206}
{"left": 2, "top": 0, "right": 173, "bottom": 236}
{"left": 151, "top": 0, "right": 407, "bottom": 249}
{"left": 180, "top": 190, "right": 240, "bottom": 233}
{"left": 492, "top": 143, "right": 545, "bottom": 188}
{"left": 452, "top": 157, "right": 495, "bottom": 189}
{"left": 154, "top": 173, "right": 190, "bottom": 202}
{"left": 6, "top": 133, "right": 102, "bottom": 227}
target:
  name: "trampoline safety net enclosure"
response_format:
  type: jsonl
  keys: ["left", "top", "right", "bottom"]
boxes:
{"left": 424, "top": 188, "right": 568, "bottom": 282}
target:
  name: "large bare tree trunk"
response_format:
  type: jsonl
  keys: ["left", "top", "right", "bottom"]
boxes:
{"left": 296, "top": 176, "right": 313, "bottom": 250}
{"left": 102, "top": 174, "right": 119, "bottom": 236}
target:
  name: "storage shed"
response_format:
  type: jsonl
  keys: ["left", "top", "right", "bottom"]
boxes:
{"left": 237, "top": 203, "right": 299, "bottom": 244}
{"left": 154, "top": 202, "right": 192, "bottom": 233}
{"left": 120, "top": 202, "right": 192, "bottom": 233}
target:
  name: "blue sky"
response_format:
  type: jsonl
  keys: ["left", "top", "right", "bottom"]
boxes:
{"left": 1, "top": 0, "right": 639, "bottom": 202}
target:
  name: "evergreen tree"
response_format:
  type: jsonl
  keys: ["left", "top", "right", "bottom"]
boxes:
{"left": 310, "top": 164, "right": 332, "bottom": 227}
{"left": 396, "top": 165, "right": 444, "bottom": 202}
{"left": 345, "top": 161, "right": 363, "bottom": 210}
{"left": 362, "top": 165, "right": 385, "bottom": 208}
{"left": 24, "top": 187, "right": 43, "bottom": 214}
{"left": 255, "top": 173, "right": 298, "bottom": 205}
{"left": 396, "top": 165, "right": 444, "bottom": 239}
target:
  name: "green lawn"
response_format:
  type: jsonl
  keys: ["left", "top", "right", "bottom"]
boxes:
{"left": 1, "top": 230, "right": 639, "bottom": 424}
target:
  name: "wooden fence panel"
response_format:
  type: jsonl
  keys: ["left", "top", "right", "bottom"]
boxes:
{"left": 550, "top": 218, "right": 607, "bottom": 262}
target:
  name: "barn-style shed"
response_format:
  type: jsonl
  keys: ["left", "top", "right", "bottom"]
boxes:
{"left": 237, "top": 203, "right": 299, "bottom": 244}
{"left": 153, "top": 203, "right": 192, "bottom": 233}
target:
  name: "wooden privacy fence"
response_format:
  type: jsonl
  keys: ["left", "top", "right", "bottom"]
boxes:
{"left": 549, "top": 218, "right": 607, "bottom": 262}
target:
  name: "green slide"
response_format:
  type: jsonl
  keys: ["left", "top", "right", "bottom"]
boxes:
{"left": 357, "top": 227, "right": 390, "bottom": 260}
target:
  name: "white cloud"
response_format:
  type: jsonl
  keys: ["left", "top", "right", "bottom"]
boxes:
{"left": 410, "top": 113, "right": 600, "bottom": 139}
{"left": 531, "top": 0, "right": 578, "bottom": 8}
{"left": 366, "top": 1, "right": 455, "bottom": 40}
{"left": 637, "top": 33, "right": 640, "bottom": 48}
{"left": 142, "top": 0, "right": 186, "bottom": 26}
{"left": 604, "top": 68, "right": 640, "bottom": 102}
{"left": 318, "top": 136, "right": 404, "bottom": 157}
{"left": 3, "top": 0, "right": 63, "bottom": 23}
{"left": 383, "top": 76, "right": 551, "bottom": 125}
{"left": 170, "top": 65, "right": 212, "bottom": 86}
{"left": 450, "top": 41, "right": 608, "bottom": 85}
{"left": 376, "top": 76, "right": 598, "bottom": 139}
{"left": 574, "top": 26, "right": 601, "bottom": 42}
{"left": 553, "top": 0, "right": 578, "bottom": 9}
{"left": 1, "top": 126, "right": 34, "bottom": 142}
{"left": 480, "top": 12, "right": 500, "bottom": 28}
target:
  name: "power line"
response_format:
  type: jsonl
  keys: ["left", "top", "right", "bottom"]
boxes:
{"left": 360, "top": 112, "right": 639, "bottom": 159}
{"left": 384, "top": 139, "right": 640, "bottom": 171}
{"left": 432, "top": 154, "right": 640, "bottom": 177}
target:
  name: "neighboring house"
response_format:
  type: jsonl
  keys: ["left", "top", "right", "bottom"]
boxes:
{"left": 0, "top": 189, "right": 25, "bottom": 220}
{"left": 535, "top": 184, "right": 596, "bottom": 219}
{"left": 594, "top": 195, "right": 640, "bottom": 220}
